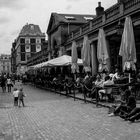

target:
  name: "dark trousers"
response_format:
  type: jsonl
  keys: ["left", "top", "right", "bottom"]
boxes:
{"left": 14, "top": 97, "right": 18, "bottom": 106}
{"left": 2, "top": 86, "right": 6, "bottom": 93}
{"left": 127, "top": 107, "right": 140, "bottom": 120}
{"left": 114, "top": 105, "right": 131, "bottom": 115}
{"left": 7, "top": 84, "right": 11, "bottom": 92}
{"left": 66, "top": 87, "right": 72, "bottom": 95}
{"left": 18, "top": 99, "right": 25, "bottom": 107}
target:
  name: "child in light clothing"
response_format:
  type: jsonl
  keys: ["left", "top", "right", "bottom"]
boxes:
{"left": 13, "top": 88, "right": 19, "bottom": 106}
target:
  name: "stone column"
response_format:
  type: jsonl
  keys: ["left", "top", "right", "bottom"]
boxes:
{"left": 91, "top": 43, "right": 98, "bottom": 76}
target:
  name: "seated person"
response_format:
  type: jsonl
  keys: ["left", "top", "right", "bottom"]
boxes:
{"left": 83, "top": 72, "right": 93, "bottom": 97}
{"left": 94, "top": 74, "right": 104, "bottom": 88}
{"left": 76, "top": 76, "right": 81, "bottom": 86}
{"left": 91, "top": 75, "right": 103, "bottom": 99}
{"left": 108, "top": 90, "right": 136, "bottom": 117}
{"left": 75, "top": 75, "right": 82, "bottom": 93}
{"left": 65, "top": 76, "right": 73, "bottom": 95}
{"left": 98, "top": 75, "right": 114, "bottom": 101}
{"left": 113, "top": 68, "right": 120, "bottom": 81}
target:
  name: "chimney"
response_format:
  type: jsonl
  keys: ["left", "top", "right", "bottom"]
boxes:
{"left": 95, "top": 2, "right": 104, "bottom": 16}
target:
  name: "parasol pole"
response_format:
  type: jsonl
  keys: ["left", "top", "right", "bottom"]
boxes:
{"left": 128, "top": 73, "right": 131, "bottom": 83}
{"left": 128, "top": 72, "right": 131, "bottom": 90}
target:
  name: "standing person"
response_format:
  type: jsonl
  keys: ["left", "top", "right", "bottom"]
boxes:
{"left": 7, "top": 77, "right": 13, "bottom": 92}
{"left": 13, "top": 88, "right": 19, "bottom": 106}
{"left": 11, "top": 74, "right": 15, "bottom": 85}
{"left": 1, "top": 75, "right": 6, "bottom": 93}
{"left": 18, "top": 88, "right": 25, "bottom": 107}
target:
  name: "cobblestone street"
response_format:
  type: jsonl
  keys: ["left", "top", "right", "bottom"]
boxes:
{"left": 0, "top": 82, "right": 140, "bottom": 140}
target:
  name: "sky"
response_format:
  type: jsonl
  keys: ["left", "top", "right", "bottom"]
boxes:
{"left": 0, "top": 0, "right": 117, "bottom": 54}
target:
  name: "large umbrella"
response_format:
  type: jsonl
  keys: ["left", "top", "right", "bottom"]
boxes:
{"left": 71, "top": 41, "right": 79, "bottom": 73}
{"left": 119, "top": 16, "right": 136, "bottom": 72}
{"left": 97, "top": 28, "right": 109, "bottom": 72}
{"left": 81, "top": 35, "right": 91, "bottom": 72}
{"left": 42, "top": 55, "right": 83, "bottom": 67}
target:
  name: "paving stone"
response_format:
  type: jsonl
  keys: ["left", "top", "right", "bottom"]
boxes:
{"left": 0, "top": 82, "right": 140, "bottom": 140}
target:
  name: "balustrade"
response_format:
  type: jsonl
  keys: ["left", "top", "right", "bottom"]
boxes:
{"left": 124, "top": 0, "right": 140, "bottom": 10}
{"left": 73, "top": 29, "right": 80, "bottom": 38}
{"left": 81, "top": 23, "right": 90, "bottom": 33}
{"left": 66, "top": 0, "right": 140, "bottom": 42}
{"left": 105, "top": 4, "right": 119, "bottom": 21}
{"left": 91, "top": 16, "right": 102, "bottom": 28}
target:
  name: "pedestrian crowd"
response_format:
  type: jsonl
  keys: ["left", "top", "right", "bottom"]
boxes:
{"left": 0, "top": 74, "right": 15, "bottom": 93}
{"left": 0, "top": 73, "right": 26, "bottom": 107}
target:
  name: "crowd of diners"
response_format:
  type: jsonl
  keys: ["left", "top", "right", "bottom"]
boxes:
{"left": 25, "top": 66, "right": 140, "bottom": 123}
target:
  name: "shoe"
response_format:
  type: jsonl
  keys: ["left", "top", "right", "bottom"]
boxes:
{"left": 108, "top": 113, "right": 115, "bottom": 117}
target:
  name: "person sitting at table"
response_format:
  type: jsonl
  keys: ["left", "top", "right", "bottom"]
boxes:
{"left": 112, "top": 68, "right": 120, "bottom": 81}
{"left": 94, "top": 74, "right": 104, "bottom": 88}
{"left": 90, "top": 74, "right": 103, "bottom": 99}
{"left": 75, "top": 74, "right": 83, "bottom": 93}
{"left": 98, "top": 75, "right": 114, "bottom": 101}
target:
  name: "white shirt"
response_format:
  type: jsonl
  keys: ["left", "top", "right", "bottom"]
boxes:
{"left": 7, "top": 78, "right": 12, "bottom": 84}
{"left": 13, "top": 90, "right": 19, "bottom": 97}
{"left": 113, "top": 72, "right": 120, "bottom": 80}
{"left": 95, "top": 80, "right": 103, "bottom": 87}
{"left": 103, "top": 80, "right": 114, "bottom": 94}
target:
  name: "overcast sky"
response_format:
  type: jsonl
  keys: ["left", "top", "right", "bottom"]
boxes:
{"left": 0, "top": 0, "right": 117, "bottom": 54}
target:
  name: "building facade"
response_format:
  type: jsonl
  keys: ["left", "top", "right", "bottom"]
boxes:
{"left": 47, "top": 13, "right": 95, "bottom": 59}
{"left": 27, "top": 40, "right": 48, "bottom": 67}
{"left": 0, "top": 54, "right": 11, "bottom": 74}
{"left": 11, "top": 23, "right": 46, "bottom": 75}
{"left": 47, "top": 0, "right": 140, "bottom": 75}
{"left": 27, "top": 13, "right": 95, "bottom": 67}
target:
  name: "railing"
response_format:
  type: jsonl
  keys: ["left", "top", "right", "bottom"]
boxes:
{"left": 66, "top": 0, "right": 140, "bottom": 42}
{"left": 124, "top": 0, "right": 140, "bottom": 10}
{"left": 73, "top": 28, "right": 81, "bottom": 38}
{"left": 81, "top": 23, "right": 90, "bottom": 33}
{"left": 67, "top": 33, "right": 73, "bottom": 41}
{"left": 105, "top": 4, "right": 120, "bottom": 21}
{"left": 91, "top": 16, "right": 102, "bottom": 28}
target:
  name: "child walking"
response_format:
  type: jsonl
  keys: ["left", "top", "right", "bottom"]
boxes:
{"left": 13, "top": 88, "right": 19, "bottom": 106}
{"left": 18, "top": 88, "right": 25, "bottom": 107}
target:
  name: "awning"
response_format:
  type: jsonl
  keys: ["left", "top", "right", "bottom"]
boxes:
{"left": 42, "top": 55, "right": 83, "bottom": 67}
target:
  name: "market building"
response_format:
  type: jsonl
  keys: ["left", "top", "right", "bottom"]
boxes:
{"left": 46, "top": 0, "right": 140, "bottom": 75}
{"left": 47, "top": 13, "right": 95, "bottom": 59}
{"left": 26, "top": 0, "right": 140, "bottom": 76}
